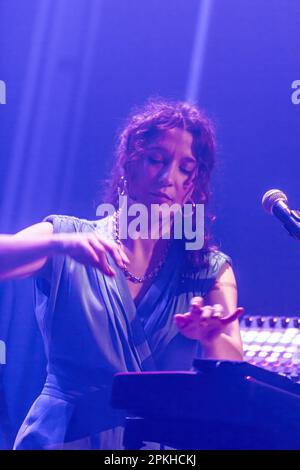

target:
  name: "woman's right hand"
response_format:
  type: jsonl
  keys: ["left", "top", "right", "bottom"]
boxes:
{"left": 54, "top": 232, "right": 129, "bottom": 276}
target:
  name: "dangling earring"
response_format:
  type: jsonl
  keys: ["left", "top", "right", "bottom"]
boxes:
{"left": 117, "top": 176, "right": 128, "bottom": 196}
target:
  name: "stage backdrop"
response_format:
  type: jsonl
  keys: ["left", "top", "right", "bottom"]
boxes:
{"left": 0, "top": 0, "right": 299, "bottom": 448}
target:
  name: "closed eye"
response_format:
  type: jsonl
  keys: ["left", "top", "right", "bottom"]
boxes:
{"left": 180, "top": 167, "right": 195, "bottom": 175}
{"left": 148, "top": 156, "right": 164, "bottom": 164}
{"left": 180, "top": 163, "right": 197, "bottom": 175}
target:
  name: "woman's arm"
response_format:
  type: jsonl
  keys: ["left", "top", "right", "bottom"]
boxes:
{"left": 201, "top": 263, "right": 243, "bottom": 360}
{"left": 0, "top": 222, "right": 129, "bottom": 282}
{"left": 0, "top": 222, "right": 55, "bottom": 280}
{"left": 174, "top": 263, "right": 243, "bottom": 361}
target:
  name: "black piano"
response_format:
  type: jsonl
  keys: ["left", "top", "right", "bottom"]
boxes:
{"left": 111, "top": 360, "right": 300, "bottom": 449}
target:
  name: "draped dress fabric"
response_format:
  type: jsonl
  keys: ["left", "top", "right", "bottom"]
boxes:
{"left": 14, "top": 214, "right": 231, "bottom": 450}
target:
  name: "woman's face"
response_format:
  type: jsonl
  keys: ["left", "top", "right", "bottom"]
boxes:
{"left": 127, "top": 127, "right": 197, "bottom": 208}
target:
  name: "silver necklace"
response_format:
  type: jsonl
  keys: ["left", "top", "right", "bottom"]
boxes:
{"left": 112, "top": 210, "right": 171, "bottom": 284}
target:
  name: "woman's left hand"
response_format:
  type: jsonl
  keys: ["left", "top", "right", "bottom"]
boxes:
{"left": 174, "top": 296, "right": 244, "bottom": 344}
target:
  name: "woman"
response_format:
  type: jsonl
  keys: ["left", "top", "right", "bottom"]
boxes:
{"left": 2, "top": 99, "right": 243, "bottom": 449}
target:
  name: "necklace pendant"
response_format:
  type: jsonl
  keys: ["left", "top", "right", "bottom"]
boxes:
{"left": 125, "top": 271, "right": 143, "bottom": 283}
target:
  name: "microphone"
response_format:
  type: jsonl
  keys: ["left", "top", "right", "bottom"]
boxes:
{"left": 262, "top": 189, "right": 300, "bottom": 240}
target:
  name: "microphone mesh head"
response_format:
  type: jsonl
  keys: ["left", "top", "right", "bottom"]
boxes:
{"left": 262, "top": 189, "right": 288, "bottom": 214}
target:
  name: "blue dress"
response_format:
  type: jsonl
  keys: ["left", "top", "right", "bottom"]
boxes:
{"left": 14, "top": 214, "right": 231, "bottom": 449}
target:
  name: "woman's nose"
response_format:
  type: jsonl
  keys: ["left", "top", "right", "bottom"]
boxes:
{"left": 159, "top": 162, "right": 176, "bottom": 185}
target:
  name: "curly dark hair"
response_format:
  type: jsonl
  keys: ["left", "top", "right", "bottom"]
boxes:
{"left": 102, "top": 98, "right": 217, "bottom": 270}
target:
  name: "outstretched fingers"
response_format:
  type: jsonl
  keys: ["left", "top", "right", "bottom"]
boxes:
{"left": 219, "top": 307, "right": 244, "bottom": 325}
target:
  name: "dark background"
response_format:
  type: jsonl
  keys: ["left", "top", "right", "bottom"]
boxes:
{"left": 0, "top": 0, "right": 299, "bottom": 447}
